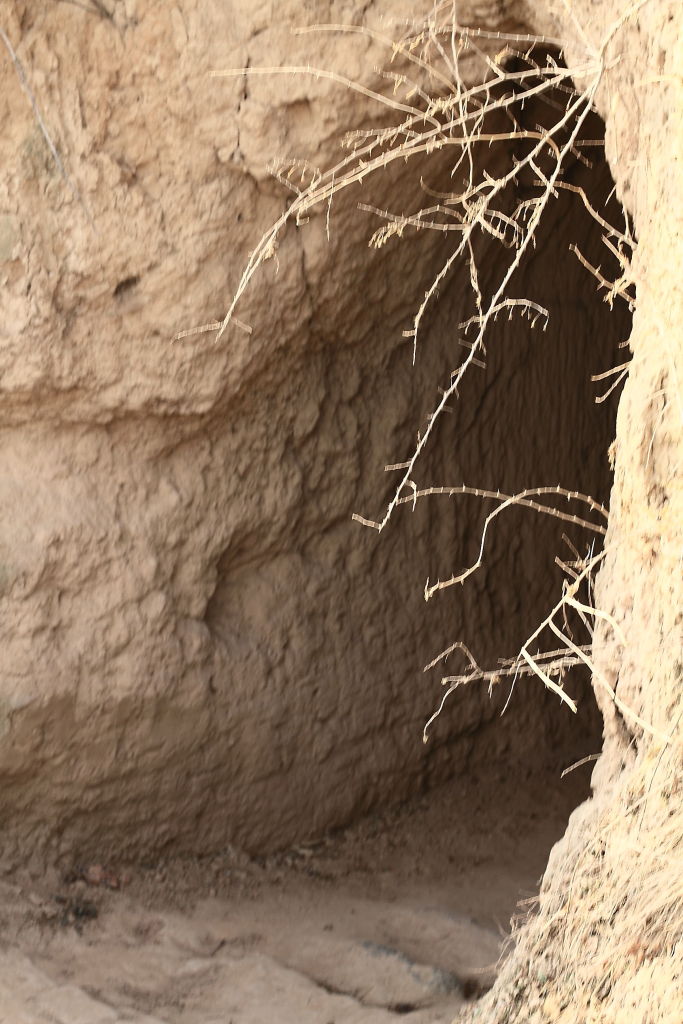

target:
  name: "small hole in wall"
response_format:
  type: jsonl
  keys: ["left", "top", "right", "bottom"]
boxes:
{"left": 113, "top": 274, "right": 140, "bottom": 298}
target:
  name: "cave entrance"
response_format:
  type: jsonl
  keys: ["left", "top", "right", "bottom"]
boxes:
{"left": 0, "top": 13, "right": 637, "bottom": 1020}
{"left": 197, "top": 48, "right": 631, "bottom": 870}
{"left": 404, "top": 112, "right": 630, "bottom": 791}
{"left": 185, "top": 83, "right": 630, "bottom": 1018}
{"left": 207, "top": 75, "right": 634, "bottom": 1017}
{"left": 327, "top": 103, "right": 631, "bottom": 814}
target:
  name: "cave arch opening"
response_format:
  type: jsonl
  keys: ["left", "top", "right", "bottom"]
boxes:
{"left": 322, "top": 100, "right": 632, "bottom": 833}
{"left": 196, "top": 49, "right": 633, "bottom": 868}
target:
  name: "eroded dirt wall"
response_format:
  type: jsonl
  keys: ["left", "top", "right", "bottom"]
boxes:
{"left": 0, "top": 0, "right": 623, "bottom": 862}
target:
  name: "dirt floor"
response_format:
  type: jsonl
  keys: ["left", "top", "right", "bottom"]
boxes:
{"left": 0, "top": 768, "right": 591, "bottom": 1023}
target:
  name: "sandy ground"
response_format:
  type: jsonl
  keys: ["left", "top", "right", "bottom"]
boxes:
{"left": 0, "top": 769, "right": 590, "bottom": 1023}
